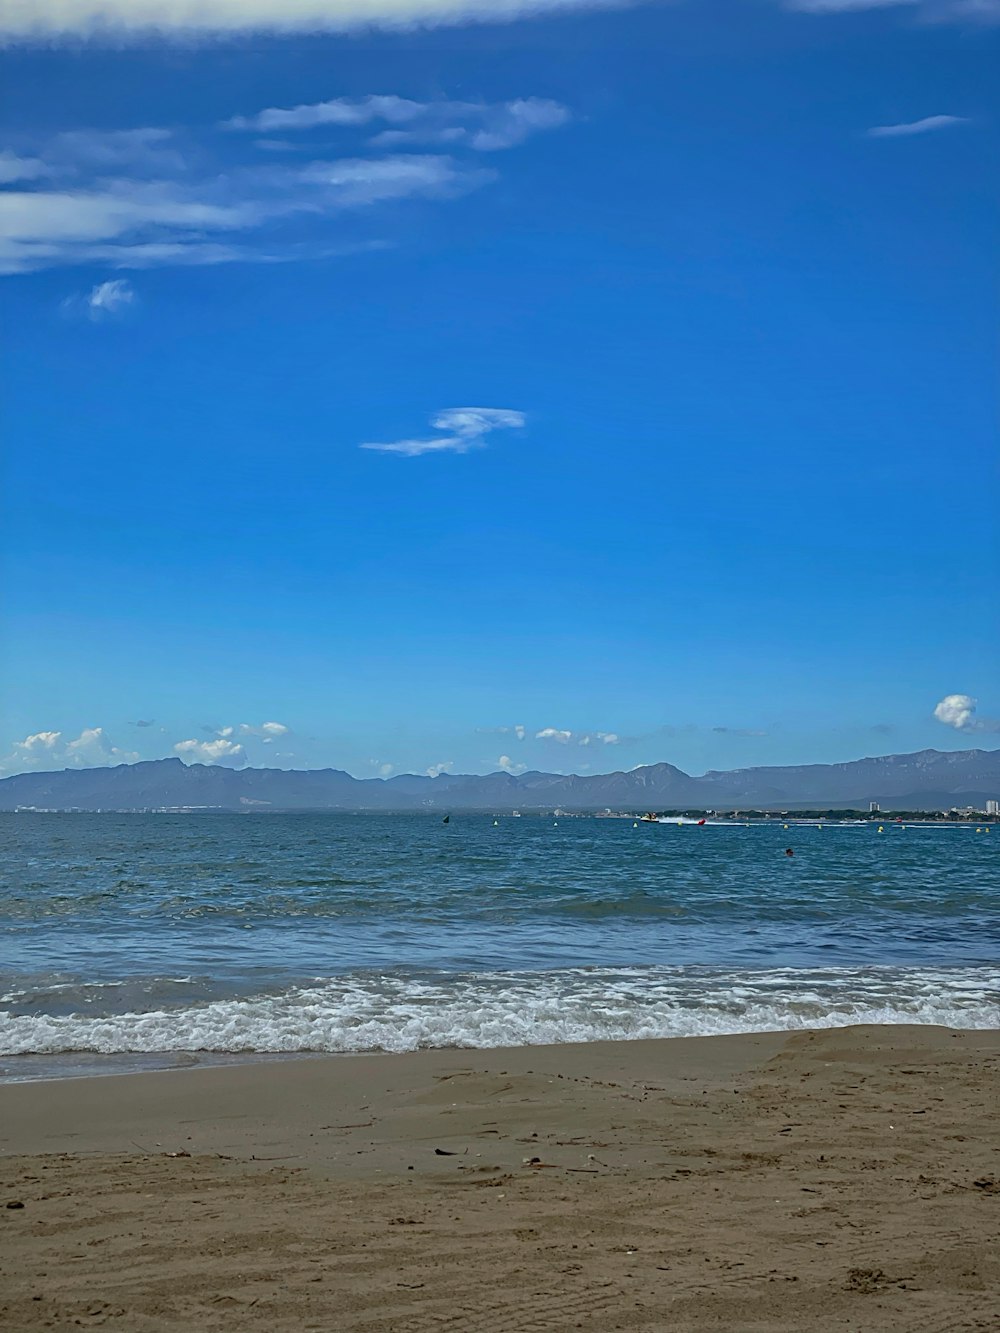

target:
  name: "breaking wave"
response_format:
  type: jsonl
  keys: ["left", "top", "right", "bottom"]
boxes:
{"left": 2, "top": 965, "right": 997, "bottom": 1058}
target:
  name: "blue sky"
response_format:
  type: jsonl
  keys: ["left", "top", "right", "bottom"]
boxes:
{"left": 1, "top": 0, "right": 997, "bottom": 780}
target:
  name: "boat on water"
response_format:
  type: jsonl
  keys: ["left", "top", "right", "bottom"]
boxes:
{"left": 639, "top": 813, "right": 731, "bottom": 826}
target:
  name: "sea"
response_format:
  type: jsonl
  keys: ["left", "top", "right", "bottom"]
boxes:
{"left": 1, "top": 812, "right": 998, "bottom": 1082}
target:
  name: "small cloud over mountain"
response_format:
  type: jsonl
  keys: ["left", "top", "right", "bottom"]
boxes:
{"left": 933, "top": 694, "right": 1000, "bottom": 733}
{"left": 174, "top": 737, "right": 247, "bottom": 765}
{"left": 1, "top": 726, "right": 138, "bottom": 773}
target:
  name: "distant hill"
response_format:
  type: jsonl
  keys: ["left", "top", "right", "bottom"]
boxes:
{"left": 1, "top": 749, "right": 998, "bottom": 812}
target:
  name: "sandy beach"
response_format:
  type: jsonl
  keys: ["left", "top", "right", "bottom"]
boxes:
{"left": 1, "top": 1024, "right": 998, "bottom": 1332}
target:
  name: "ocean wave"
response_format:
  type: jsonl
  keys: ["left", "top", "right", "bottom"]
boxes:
{"left": 1, "top": 965, "right": 997, "bottom": 1057}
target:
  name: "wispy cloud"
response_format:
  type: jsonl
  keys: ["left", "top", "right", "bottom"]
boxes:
{"left": 0, "top": 89, "right": 562, "bottom": 275}
{"left": 786, "top": 0, "right": 1000, "bottom": 20}
{"left": 712, "top": 726, "right": 768, "bottom": 737}
{"left": 174, "top": 737, "right": 247, "bottom": 764}
{"left": 0, "top": 1, "right": 615, "bottom": 42}
{"left": 534, "top": 727, "right": 619, "bottom": 746}
{"left": 867, "top": 115, "right": 970, "bottom": 138}
{"left": 361, "top": 407, "right": 525, "bottom": 457}
{"left": 62, "top": 277, "right": 137, "bottom": 320}
{"left": 87, "top": 277, "right": 136, "bottom": 314}
{"left": 0, "top": 141, "right": 488, "bottom": 274}
{"left": 6, "top": 0, "right": 998, "bottom": 42}
{"left": 933, "top": 694, "right": 1000, "bottom": 733}
{"left": 44, "top": 127, "right": 186, "bottom": 172}
{"left": 0, "top": 150, "right": 48, "bottom": 183}
{"left": 477, "top": 723, "right": 527, "bottom": 740}
{"left": 225, "top": 94, "right": 426, "bottom": 133}
{"left": 426, "top": 761, "right": 453, "bottom": 778}
{"left": 224, "top": 93, "right": 570, "bottom": 153}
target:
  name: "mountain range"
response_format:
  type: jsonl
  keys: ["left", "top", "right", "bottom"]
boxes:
{"left": 1, "top": 748, "right": 998, "bottom": 812}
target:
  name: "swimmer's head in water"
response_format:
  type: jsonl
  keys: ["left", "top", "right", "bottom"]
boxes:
{"left": 785, "top": 848, "right": 794, "bottom": 856}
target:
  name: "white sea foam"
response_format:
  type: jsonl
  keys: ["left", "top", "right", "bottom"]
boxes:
{"left": 1, "top": 966, "right": 997, "bottom": 1057}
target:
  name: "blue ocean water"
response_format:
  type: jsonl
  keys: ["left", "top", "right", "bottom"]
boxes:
{"left": 1, "top": 812, "right": 998, "bottom": 1080}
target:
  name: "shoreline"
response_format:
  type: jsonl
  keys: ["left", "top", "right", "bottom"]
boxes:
{"left": 4, "top": 1009, "right": 1000, "bottom": 1087}
{"left": 2, "top": 1024, "right": 999, "bottom": 1330}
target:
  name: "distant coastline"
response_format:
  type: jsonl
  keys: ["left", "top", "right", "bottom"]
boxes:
{"left": 1, "top": 747, "right": 998, "bottom": 814}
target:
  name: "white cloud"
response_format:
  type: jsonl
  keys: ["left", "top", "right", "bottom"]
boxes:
{"left": 497, "top": 754, "right": 527, "bottom": 774}
{"left": 577, "top": 730, "right": 619, "bottom": 745}
{"left": 514, "top": 724, "right": 526, "bottom": 741}
{"left": 934, "top": 694, "right": 976, "bottom": 729}
{"left": 88, "top": 277, "right": 135, "bottom": 313}
{"left": 0, "top": 1, "right": 611, "bottom": 42}
{"left": 535, "top": 727, "right": 572, "bottom": 743}
{"left": 867, "top": 115, "right": 970, "bottom": 138}
{"left": 62, "top": 277, "right": 137, "bottom": 319}
{"left": 16, "top": 729, "right": 63, "bottom": 751}
{"left": 2, "top": 89, "right": 564, "bottom": 275}
{"left": 225, "top": 93, "right": 570, "bottom": 153}
{"left": 3, "top": 0, "right": 995, "bottom": 43}
{"left": 238, "top": 721, "right": 289, "bottom": 737}
{"left": 426, "top": 761, "right": 453, "bottom": 777}
{"left": 225, "top": 94, "right": 424, "bottom": 133}
{"left": 64, "top": 726, "right": 139, "bottom": 764}
{"left": 467, "top": 99, "right": 570, "bottom": 151}
{"left": 174, "top": 737, "right": 247, "bottom": 764}
{"left": 1, "top": 726, "right": 138, "bottom": 773}
{"left": 370, "top": 760, "right": 395, "bottom": 776}
{"left": 933, "top": 693, "right": 1000, "bottom": 733}
{"left": 361, "top": 406, "right": 525, "bottom": 457}
{"left": 0, "top": 153, "right": 482, "bottom": 275}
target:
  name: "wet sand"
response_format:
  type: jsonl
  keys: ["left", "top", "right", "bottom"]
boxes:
{"left": 1, "top": 1024, "right": 998, "bottom": 1331}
